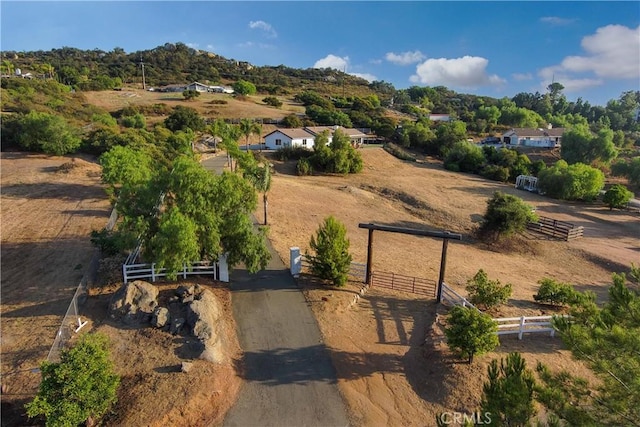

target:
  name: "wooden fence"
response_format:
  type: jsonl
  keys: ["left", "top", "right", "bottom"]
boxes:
{"left": 527, "top": 216, "right": 584, "bottom": 241}
{"left": 370, "top": 271, "right": 436, "bottom": 297}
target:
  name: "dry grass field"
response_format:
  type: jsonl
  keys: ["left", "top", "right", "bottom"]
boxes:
{"left": 259, "top": 147, "right": 639, "bottom": 425}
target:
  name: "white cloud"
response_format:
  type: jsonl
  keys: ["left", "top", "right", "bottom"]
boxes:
{"left": 369, "top": 58, "right": 382, "bottom": 65}
{"left": 249, "top": 20, "right": 277, "bottom": 38}
{"left": 385, "top": 50, "right": 426, "bottom": 66}
{"left": 540, "top": 16, "right": 576, "bottom": 26}
{"left": 410, "top": 56, "right": 505, "bottom": 88}
{"left": 512, "top": 72, "right": 533, "bottom": 81}
{"left": 206, "top": 44, "right": 215, "bottom": 51}
{"left": 313, "top": 54, "right": 349, "bottom": 70}
{"left": 350, "top": 72, "right": 377, "bottom": 82}
{"left": 186, "top": 42, "right": 199, "bottom": 49}
{"left": 561, "top": 24, "right": 640, "bottom": 79}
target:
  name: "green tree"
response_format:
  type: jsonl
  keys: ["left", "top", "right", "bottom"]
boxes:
{"left": 244, "top": 162, "right": 272, "bottom": 225}
{"left": 533, "top": 278, "right": 579, "bottom": 306}
{"left": 182, "top": 89, "right": 200, "bottom": 100}
{"left": 164, "top": 105, "right": 205, "bottom": 132}
{"left": 120, "top": 113, "right": 146, "bottom": 129}
{"left": 281, "top": 114, "right": 303, "bottom": 128}
{"left": 479, "top": 191, "right": 537, "bottom": 241}
{"left": 16, "top": 111, "right": 81, "bottom": 155}
{"left": 307, "top": 216, "right": 352, "bottom": 287}
{"left": 481, "top": 352, "right": 536, "bottom": 426}
{"left": 465, "top": 269, "right": 513, "bottom": 310}
{"left": 232, "top": 79, "right": 257, "bottom": 96}
{"left": 552, "top": 273, "right": 640, "bottom": 425}
{"left": 537, "top": 160, "right": 605, "bottom": 201}
{"left": 561, "top": 124, "right": 618, "bottom": 166}
{"left": 443, "top": 140, "right": 485, "bottom": 173}
{"left": 99, "top": 145, "right": 154, "bottom": 193}
{"left": 239, "top": 118, "right": 262, "bottom": 151}
{"left": 444, "top": 305, "right": 499, "bottom": 363}
{"left": 603, "top": 184, "right": 633, "bottom": 210}
{"left": 25, "top": 333, "right": 120, "bottom": 427}
{"left": 434, "top": 120, "right": 467, "bottom": 156}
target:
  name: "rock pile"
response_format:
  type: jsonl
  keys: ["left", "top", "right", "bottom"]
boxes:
{"left": 109, "top": 281, "right": 227, "bottom": 363}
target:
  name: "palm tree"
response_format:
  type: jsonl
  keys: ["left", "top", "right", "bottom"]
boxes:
{"left": 2, "top": 60, "right": 14, "bottom": 76}
{"left": 239, "top": 119, "right": 262, "bottom": 152}
{"left": 246, "top": 163, "right": 272, "bottom": 225}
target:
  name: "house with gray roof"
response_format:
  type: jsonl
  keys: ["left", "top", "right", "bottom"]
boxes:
{"left": 263, "top": 126, "right": 368, "bottom": 150}
{"left": 502, "top": 126, "right": 565, "bottom": 148}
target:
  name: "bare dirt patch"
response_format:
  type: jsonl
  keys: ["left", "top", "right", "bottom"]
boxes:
{"left": 262, "top": 147, "right": 639, "bottom": 424}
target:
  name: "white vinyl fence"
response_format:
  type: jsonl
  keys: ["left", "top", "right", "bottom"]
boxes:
{"left": 122, "top": 257, "right": 229, "bottom": 283}
{"left": 440, "top": 283, "right": 563, "bottom": 340}
{"left": 493, "top": 315, "right": 560, "bottom": 339}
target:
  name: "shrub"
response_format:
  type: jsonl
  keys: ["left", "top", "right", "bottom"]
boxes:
{"left": 481, "top": 164, "right": 510, "bottom": 182}
{"left": 534, "top": 278, "right": 579, "bottom": 306}
{"left": 466, "top": 269, "right": 512, "bottom": 310}
{"left": 26, "top": 333, "right": 120, "bottom": 426}
{"left": 182, "top": 89, "right": 200, "bottom": 100}
{"left": 307, "top": 216, "right": 352, "bottom": 287}
{"left": 443, "top": 141, "right": 486, "bottom": 173}
{"left": 296, "top": 158, "right": 313, "bottom": 176}
{"left": 383, "top": 143, "right": 417, "bottom": 162}
{"left": 537, "top": 160, "right": 605, "bottom": 201}
{"left": 272, "top": 145, "right": 313, "bottom": 161}
{"left": 262, "top": 96, "right": 283, "bottom": 108}
{"left": 15, "top": 111, "right": 82, "bottom": 155}
{"left": 120, "top": 113, "right": 146, "bottom": 129}
{"left": 603, "top": 184, "right": 633, "bottom": 210}
{"left": 479, "top": 191, "right": 537, "bottom": 241}
{"left": 444, "top": 305, "right": 499, "bottom": 363}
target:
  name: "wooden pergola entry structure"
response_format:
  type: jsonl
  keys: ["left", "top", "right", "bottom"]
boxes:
{"left": 358, "top": 223, "right": 462, "bottom": 302}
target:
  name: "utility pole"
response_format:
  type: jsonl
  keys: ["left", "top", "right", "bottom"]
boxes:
{"left": 140, "top": 56, "right": 146, "bottom": 90}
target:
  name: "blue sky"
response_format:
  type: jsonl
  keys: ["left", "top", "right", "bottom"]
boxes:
{"left": 1, "top": 1, "right": 639, "bottom": 106}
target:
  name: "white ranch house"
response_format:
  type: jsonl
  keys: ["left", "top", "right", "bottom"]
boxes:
{"left": 502, "top": 126, "right": 565, "bottom": 148}
{"left": 263, "top": 126, "right": 367, "bottom": 150}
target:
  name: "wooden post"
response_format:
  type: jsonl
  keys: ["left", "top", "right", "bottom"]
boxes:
{"left": 436, "top": 238, "right": 449, "bottom": 303}
{"left": 365, "top": 228, "right": 374, "bottom": 285}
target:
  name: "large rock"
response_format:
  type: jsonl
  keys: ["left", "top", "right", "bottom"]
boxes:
{"left": 151, "top": 306, "right": 170, "bottom": 328}
{"left": 186, "top": 289, "right": 226, "bottom": 363}
{"left": 109, "top": 280, "right": 159, "bottom": 325}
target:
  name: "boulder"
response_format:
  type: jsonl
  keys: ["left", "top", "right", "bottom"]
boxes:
{"left": 151, "top": 306, "right": 170, "bottom": 328}
{"left": 109, "top": 280, "right": 158, "bottom": 325}
{"left": 170, "top": 317, "right": 185, "bottom": 335}
{"left": 186, "top": 289, "right": 225, "bottom": 363}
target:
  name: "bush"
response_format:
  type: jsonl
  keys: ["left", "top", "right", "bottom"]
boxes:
{"left": 537, "top": 160, "right": 605, "bottom": 201}
{"left": 534, "top": 278, "right": 579, "bottom": 306}
{"left": 479, "top": 191, "right": 537, "bottom": 241}
{"left": 307, "top": 216, "right": 352, "bottom": 287}
{"left": 120, "top": 113, "right": 146, "bottom": 129}
{"left": 182, "top": 89, "right": 200, "bottom": 100}
{"left": 296, "top": 158, "right": 313, "bottom": 176}
{"left": 15, "top": 111, "right": 82, "bottom": 155}
{"left": 272, "top": 145, "right": 313, "bottom": 161}
{"left": 444, "top": 306, "right": 499, "bottom": 363}
{"left": 383, "top": 143, "right": 417, "bottom": 162}
{"left": 603, "top": 184, "right": 633, "bottom": 210}
{"left": 481, "top": 164, "right": 510, "bottom": 182}
{"left": 262, "top": 96, "right": 283, "bottom": 108}
{"left": 443, "top": 141, "right": 485, "bottom": 173}
{"left": 26, "top": 333, "right": 120, "bottom": 426}
{"left": 466, "top": 269, "right": 513, "bottom": 310}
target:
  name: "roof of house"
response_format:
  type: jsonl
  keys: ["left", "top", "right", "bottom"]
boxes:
{"left": 264, "top": 128, "right": 315, "bottom": 139}
{"left": 504, "top": 127, "right": 565, "bottom": 137}
{"left": 304, "top": 126, "right": 367, "bottom": 138}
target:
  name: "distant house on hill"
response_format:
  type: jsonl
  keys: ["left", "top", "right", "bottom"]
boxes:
{"left": 263, "top": 125, "right": 368, "bottom": 150}
{"left": 429, "top": 114, "right": 451, "bottom": 122}
{"left": 160, "top": 82, "right": 234, "bottom": 94}
{"left": 502, "top": 126, "right": 565, "bottom": 148}
{"left": 186, "top": 82, "right": 211, "bottom": 93}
